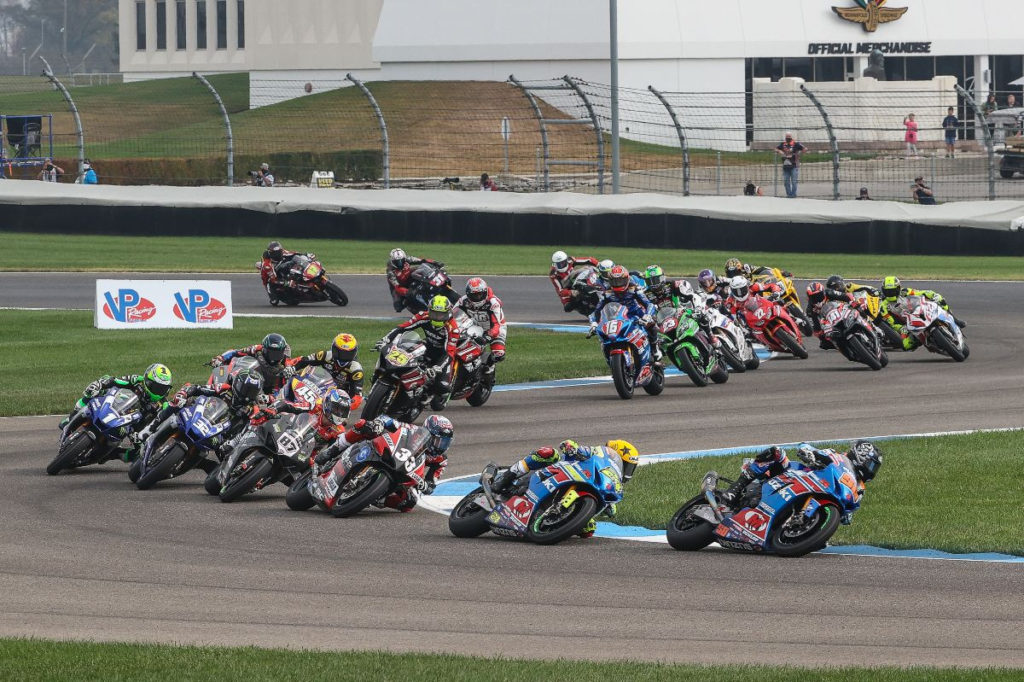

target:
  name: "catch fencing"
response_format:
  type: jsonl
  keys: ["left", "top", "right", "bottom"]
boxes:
{"left": 1, "top": 62, "right": 1022, "bottom": 202}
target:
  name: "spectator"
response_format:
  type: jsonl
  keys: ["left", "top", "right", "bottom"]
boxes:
{"left": 80, "top": 159, "right": 98, "bottom": 185}
{"left": 856, "top": 186, "right": 872, "bottom": 200}
{"left": 912, "top": 176, "right": 936, "bottom": 205}
{"left": 982, "top": 93, "right": 998, "bottom": 140}
{"left": 1007, "top": 94, "right": 1017, "bottom": 109}
{"left": 743, "top": 180, "right": 764, "bottom": 196}
{"left": 775, "top": 132, "right": 805, "bottom": 198}
{"left": 942, "top": 107, "right": 959, "bottom": 158}
{"left": 38, "top": 158, "right": 64, "bottom": 182}
{"left": 253, "top": 162, "right": 275, "bottom": 187}
{"left": 903, "top": 113, "right": 919, "bottom": 158}
{"left": 480, "top": 172, "right": 498, "bottom": 191}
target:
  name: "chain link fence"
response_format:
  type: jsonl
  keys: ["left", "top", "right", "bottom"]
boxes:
{"left": 2, "top": 64, "right": 1022, "bottom": 201}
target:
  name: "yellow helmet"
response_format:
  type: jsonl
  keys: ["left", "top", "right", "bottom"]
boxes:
{"left": 606, "top": 439, "right": 639, "bottom": 481}
{"left": 331, "top": 333, "right": 358, "bottom": 367}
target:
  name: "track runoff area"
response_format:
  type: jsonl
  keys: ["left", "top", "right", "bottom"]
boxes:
{"left": 2, "top": 259, "right": 1024, "bottom": 670}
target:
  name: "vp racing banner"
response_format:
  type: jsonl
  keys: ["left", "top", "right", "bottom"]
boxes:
{"left": 95, "top": 279, "right": 233, "bottom": 330}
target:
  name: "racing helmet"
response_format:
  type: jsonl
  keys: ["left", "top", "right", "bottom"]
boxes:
{"left": 676, "top": 280, "right": 695, "bottom": 301}
{"left": 551, "top": 250, "right": 570, "bottom": 273}
{"left": 389, "top": 248, "right": 407, "bottom": 268}
{"left": 261, "top": 333, "right": 289, "bottom": 366}
{"left": 558, "top": 439, "right": 583, "bottom": 460}
{"left": 230, "top": 370, "right": 263, "bottom": 409}
{"left": 606, "top": 439, "right": 639, "bottom": 482}
{"left": 428, "top": 295, "right": 453, "bottom": 327}
{"left": 597, "top": 259, "right": 615, "bottom": 281}
{"left": 266, "top": 241, "right": 283, "bottom": 261}
{"left": 331, "top": 333, "right": 358, "bottom": 369}
{"left": 881, "top": 275, "right": 902, "bottom": 302}
{"left": 725, "top": 258, "right": 744, "bottom": 278}
{"left": 729, "top": 276, "right": 750, "bottom": 302}
{"left": 424, "top": 414, "right": 454, "bottom": 455}
{"left": 643, "top": 264, "right": 665, "bottom": 288}
{"left": 697, "top": 269, "right": 717, "bottom": 293}
{"left": 849, "top": 440, "right": 883, "bottom": 482}
{"left": 465, "top": 277, "right": 490, "bottom": 308}
{"left": 825, "top": 274, "right": 846, "bottom": 292}
{"left": 608, "top": 265, "right": 631, "bottom": 294}
{"left": 143, "top": 363, "right": 173, "bottom": 401}
{"left": 806, "top": 281, "right": 825, "bottom": 302}
{"left": 321, "top": 389, "right": 352, "bottom": 427}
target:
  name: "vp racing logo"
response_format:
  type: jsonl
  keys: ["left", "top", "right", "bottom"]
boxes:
{"left": 172, "top": 289, "right": 227, "bottom": 323}
{"left": 102, "top": 288, "right": 157, "bottom": 323}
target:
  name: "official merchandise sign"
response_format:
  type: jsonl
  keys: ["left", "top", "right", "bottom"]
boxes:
{"left": 95, "top": 280, "right": 233, "bottom": 329}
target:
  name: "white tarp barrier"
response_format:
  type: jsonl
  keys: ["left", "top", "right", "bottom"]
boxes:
{"left": 95, "top": 279, "right": 233, "bottom": 330}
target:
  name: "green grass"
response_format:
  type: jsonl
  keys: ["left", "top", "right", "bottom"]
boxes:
{"left": 0, "top": 639, "right": 1018, "bottom": 681}
{"left": 0, "top": 310, "right": 605, "bottom": 417}
{"left": 5, "top": 232, "right": 1022, "bottom": 280}
{"left": 615, "top": 431, "right": 1024, "bottom": 556}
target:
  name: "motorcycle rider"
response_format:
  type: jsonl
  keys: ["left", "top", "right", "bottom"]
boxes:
{"left": 642, "top": 265, "right": 693, "bottom": 308}
{"left": 386, "top": 247, "right": 446, "bottom": 313}
{"left": 211, "top": 333, "right": 292, "bottom": 392}
{"left": 260, "top": 241, "right": 316, "bottom": 303}
{"left": 588, "top": 265, "right": 662, "bottom": 362}
{"left": 725, "top": 257, "right": 793, "bottom": 280}
{"left": 59, "top": 363, "right": 174, "bottom": 462}
{"left": 261, "top": 388, "right": 353, "bottom": 471}
{"left": 805, "top": 276, "right": 866, "bottom": 349}
{"left": 549, "top": 250, "right": 600, "bottom": 313}
{"left": 879, "top": 276, "right": 966, "bottom": 349}
{"left": 596, "top": 259, "right": 616, "bottom": 289}
{"left": 312, "top": 414, "right": 454, "bottom": 511}
{"left": 376, "top": 295, "right": 461, "bottom": 408}
{"left": 286, "top": 333, "right": 364, "bottom": 409}
{"left": 491, "top": 439, "right": 640, "bottom": 538}
{"left": 723, "top": 276, "right": 783, "bottom": 317}
{"left": 697, "top": 268, "right": 731, "bottom": 302}
{"left": 454, "top": 277, "right": 507, "bottom": 373}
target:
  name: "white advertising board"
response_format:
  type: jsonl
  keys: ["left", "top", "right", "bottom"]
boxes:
{"left": 95, "top": 280, "right": 233, "bottom": 330}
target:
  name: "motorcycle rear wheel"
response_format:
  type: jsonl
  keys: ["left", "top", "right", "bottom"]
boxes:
{"left": 325, "top": 281, "right": 349, "bottom": 307}
{"left": 930, "top": 328, "right": 966, "bottom": 362}
{"left": 219, "top": 455, "right": 274, "bottom": 503}
{"left": 876, "top": 319, "right": 905, "bottom": 349}
{"left": 136, "top": 441, "right": 187, "bottom": 490}
{"left": 642, "top": 365, "right": 665, "bottom": 396}
{"left": 666, "top": 495, "right": 717, "bottom": 551}
{"left": 677, "top": 348, "right": 709, "bottom": 387}
{"left": 775, "top": 329, "right": 808, "bottom": 359}
{"left": 204, "top": 466, "right": 222, "bottom": 496}
{"left": 285, "top": 471, "right": 316, "bottom": 511}
{"left": 847, "top": 335, "right": 882, "bottom": 371}
{"left": 466, "top": 378, "right": 493, "bottom": 406}
{"left": 770, "top": 500, "right": 841, "bottom": 557}
{"left": 448, "top": 487, "right": 491, "bottom": 538}
{"left": 47, "top": 428, "right": 95, "bottom": 475}
{"left": 526, "top": 494, "right": 599, "bottom": 545}
{"left": 744, "top": 344, "right": 761, "bottom": 370}
{"left": 330, "top": 467, "right": 391, "bottom": 517}
{"left": 128, "top": 457, "right": 143, "bottom": 484}
{"left": 610, "top": 353, "right": 635, "bottom": 399}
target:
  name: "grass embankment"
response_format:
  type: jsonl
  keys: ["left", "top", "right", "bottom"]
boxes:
{"left": 0, "top": 311, "right": 605, "bottom": 417}
{"left": 0, "top": 639, "right": 1017, "bottom": 682}
{"left": 5, "top": 232, "right": 1022, "bottom": 280}
{"left": 615, "top": 431, "right": 1024, "bottom": 556}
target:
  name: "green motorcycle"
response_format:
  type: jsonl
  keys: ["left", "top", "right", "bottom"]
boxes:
{"left": 656, "top": 307, "right": 729, "bottom": 387}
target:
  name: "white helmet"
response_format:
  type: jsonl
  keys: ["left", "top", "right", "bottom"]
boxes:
{"left": 676, "top": 280, "right": 694, "bottom": 299}
{"left": 551, "top": 250, "right": 569, "bottom": 272}
{"left": 389, "top": 248, "right": 407, "bottom": 267}
{"left": 730, "top": 276, "right": 750, "bottom": 302}
{"left": 597, "top": 259, "right": 615, "bottom": 280}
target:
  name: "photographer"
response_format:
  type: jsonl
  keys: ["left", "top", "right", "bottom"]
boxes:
{"left": 912, "top": 176, "right": 936, "bottom": 205}
{"left": 251, "top": 162, "right": 275, "bottom": 187}
{"left": 38, "top": 158, "right": 64, "bottom": 183}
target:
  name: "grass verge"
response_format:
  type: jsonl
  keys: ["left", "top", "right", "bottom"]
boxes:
{"left": 615, "top": 431, "right": 1024, "bottom": 556}
{"left": 0, "top": 639, "right": 1018, "bottom": 681}
{"left": 6, "top": 232, "right": 1024, "bottom": 280}
{"left": 0, "top": 311, "right": 605, "bottom": 417}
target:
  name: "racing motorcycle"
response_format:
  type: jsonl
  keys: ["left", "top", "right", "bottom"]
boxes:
{"left": 818, "top": 300, "right": 889, "bottom": 370}
{"left": 360, "top": 331, "right": 432, "bottom": 422}
{"left": 903, "top": 296, "right": 969, "bottom": 362}
{"left": 849, "top": 287, "right": 904, "bottom": 349}
{"left": 656, "top": 306, "right": 729, "bottom": 387}
{"left": 47, "top": 388, "right": 147, "bottom": 475}
{"left": 705, "top": 305, "right": 760, "bottom": 372}
{"left": 666, "top": 453, "right": 865, "bottom": 557}
{"left": 592, "top": 302, "right": 665, "bottom": 400}
{"left": 737, "top": 295, "right": 808, "bottom": 359}
{"left": 207, "top": 355, "right": 260, "bottom": 386}
{"left": 560, "top": 266, "right": 603, "bottom": 317}
{"left": 285, "top": 419, "right": 434, "bottom": 517}
{"left": 274, "top": 365, "right": 336, "bottom": 411}
{"left": 437, "top": 309, "right": 494, "bottom": 410}
{"left": 257, "top": 254, "right": 348, "bottom": 307}
{"left": 751, "top": 267, "right": 813, "bottom": 336}
{"left": 448, "top": 447, "right": 630, "bottom": 545}
{"left": 401, "top": 262, "right": 459, "bottom": 313}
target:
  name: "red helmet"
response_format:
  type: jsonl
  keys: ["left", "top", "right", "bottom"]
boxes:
{"left": 465, "top": 277, "right": 491, "bottom": 309}
{"left": 608, "top": 265, "right": 631, "bottom": 293}
{"left": 806, "top": 281, "right": 824, "bottom": 299}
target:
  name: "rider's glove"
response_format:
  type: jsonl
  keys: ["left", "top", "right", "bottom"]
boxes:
{"left": 587, "top": 322, "right": 598, "bottom": 337}
{"left": 373, "top": 337, "right": 388, "bottom": 352}
{"left": 281, "top": 365, "right": 296, "bottom": 379}
{"left": 641, "top": 315, "right": 654, "bottom": 327}
{"left": 169, "top": 390, "right": 188, "bottom": 408}
{"left": 85, "top": 379, "right": 105, "bottom": 397}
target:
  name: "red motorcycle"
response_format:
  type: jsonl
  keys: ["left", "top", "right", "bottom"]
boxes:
{"left": 257, "top": 255, "right": 348, "bottom": 307}
{"left": 738, "top": 296, "right": 808, "bottom": 359}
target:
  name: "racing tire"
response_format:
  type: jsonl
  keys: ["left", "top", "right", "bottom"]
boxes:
{"left": 709, "top": 362, "right": 729, "bottom": 384}
{"left": 330, "top": 467, "right": 392, "bottom": 518}
{"left": 677, "top": 348, "right": 709, "bottom": 387}
{"left": 717, "top": 342, "right": 746, "bottom": 373}
{"left": 610, "top": 353, "right": 635, "bottom": 400}
{"left": 285, "top": 471, "right": 316, "bottom": 511}
{"left": 770, "top": 499, "right": 841, "bottom": 558}
{"left": 879, "top": 350, "right": 889, "bottom": 368}
{"left": 930, "top": 328, "right": 966, "bottom": 362}
{"left": 136, "top": 441, "right": 187, "bottom": 490}
{"left": 775, "top": 329, "right": 808, "bottom": 359}
{"left": 642, "top": 365, "right": 665, "bottom": 396}
{"left": 666, "top": 495, "right": 717, "bottom": 551}
{"left": 128, "top": 458, "right": 143, "bottom": 484}
{"left": 360, "top": 382, "right": 393, "bottom": 420}
{"left": 875, "top": 319, "right": 904, "bottom": 349}
{"left": 219, "top": 455, "right": 273, "bottom": 503}
{"left": 466, "top": 378, "right": 493, "bottom": 407}
{"left": 204, "top": 467, "right": 222, "bottom": 496}
{"left": 744, "top": 344, "right": 761, "bottom": 371}
{"left": 325, "top": 281, "right": 349, "bottom": 307}
{"left": 47, "top": 428, "right": 95, "bottom": 475}
{"left": 847, "top": 335, "right": 882, "bottom": 371}
{"left": 448, "top": 487, "right": 492, "bottom": 538}
{"left": 526, "top": 493, "right": 599, "bottom": 546}
{"left": 789, "top": 305, "right": 814, "bottom": 337}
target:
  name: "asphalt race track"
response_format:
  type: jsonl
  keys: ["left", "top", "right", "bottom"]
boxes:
{"left": 2, "top": 273, "right": 1024, "bottom": 667}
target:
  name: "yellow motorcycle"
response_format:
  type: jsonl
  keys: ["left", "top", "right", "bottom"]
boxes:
{"left": 750, "top": 267, "right": 813, "bottom": 336}
{"left": 846, "top": 284, "right": 905, "bottom": 350}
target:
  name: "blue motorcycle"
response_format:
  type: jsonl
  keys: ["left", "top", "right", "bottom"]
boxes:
{"left": 133, "top": 395, "right": 238, "bottom": 490}
{"left": 448, "top": 448, "right": 628, "bottom": 545}
{"left": 591, "top": 302, "right": 664, "bottom": 400}
{"left": 666, "top": 450, "right": 865, "bottom": 557}
{"left": 47, "top": 388, "right": 146, "bottom": 475}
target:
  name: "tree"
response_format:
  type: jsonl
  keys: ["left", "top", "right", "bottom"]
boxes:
{"left": 4, "top": 0, "right": 117, "bottom": 74}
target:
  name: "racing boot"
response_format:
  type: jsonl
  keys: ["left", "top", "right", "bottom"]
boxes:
{"left": 719, "top": 471, "right": 755, "bottom": 507}
{"left": 383, "top": 490, "right": 417, "bottom": 512}
{"left": 490, "top": 468, "right": 517, "bottom": 494}
{"left": 577, "top": 518, "right": 597, "bottom": 539}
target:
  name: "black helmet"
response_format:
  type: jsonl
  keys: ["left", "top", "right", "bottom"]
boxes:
{"left": 266, "top": 241, "right": 283, "bottom": 261}
{"left": 261, "top": 333, "right": 288, "bottom": 366}
{"left": 230, "top": 370, "right": 263, "bottom": 409}
{"left": 825, "top": 274, "right": 846, "bottom": 292}
{"left": 849, "top": 440, "right": 883, "bottom": 483}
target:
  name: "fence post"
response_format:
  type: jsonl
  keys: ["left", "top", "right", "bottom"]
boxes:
{"left": 956, "top": 83, "right": 995, "bottom": 201}
{"left": 564, "top": 76, "right": 605, "bottom": 195}
{"left": 40, "top": 56, "right": 84, "bottom": 180}
{"left": 648, "top": 85, "right": 690, "bottom": 196}
{"left": 192, "top": 72, "right": 234, "bottom": 186}
{"left": 509, "top": 75, "right": 549, "bottom": 191}
{"left": 800, "top": 84, "right": 840, "bottom": 200}
{"left": 346, "top": 73, "right": 389, "bottom": 189}
{"left": 716, "top": 152, "right": 721, "bottom": 195}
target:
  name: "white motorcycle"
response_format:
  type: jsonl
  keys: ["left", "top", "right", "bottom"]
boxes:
{"left": 903, "top": 296, "right": 969, "bottom": 362}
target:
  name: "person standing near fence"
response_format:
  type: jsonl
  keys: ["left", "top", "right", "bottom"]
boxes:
{"left": 38, "top": 158, "right": 64, "bottom": 182}
{"left": 912, "top": 176, "right": 936, "bottom": 205}
{"left": 903, "top": 113, "right": 919, "bottom": 158}
{"left": 942, "top": 107, "right": 959, "bottom": 159}
{"left": 775, "top": 132, "right": 805, "bottom": 199}
{"left": 79, "top": 159, "right": 98, "bottom": 185}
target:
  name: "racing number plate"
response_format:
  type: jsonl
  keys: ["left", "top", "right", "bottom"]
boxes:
{"left": 385, "top": 349, "right": 410, "bottom": 367}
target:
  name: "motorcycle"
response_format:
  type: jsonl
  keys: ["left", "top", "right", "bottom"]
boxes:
{"left": 737, "top": 295, "right": 808, "bottom": 359}
{"left": 207, "top": 355, "right": 261, "bottom": 386}
{"left": 849, "top": 287, "right": 905, "bottom": 350}
{"left": 285, "top": 420, "right": 433, "bottom": 517}
{"left": 560, "top": 266, "right": 603, "bottom": 317}
{"left": 656, "top": 306, "right": 728, "bottom": 387}
{"left": 206, "top": 411, "right": 318, "bottom": 502}
{"left": 666, "top": 453, "right": 864, "bottom": 557}
{"left": 751, "top": 267, "right": 813, "bottom": 336}
{"left": 401, "top": 262, "right": 459, "bottom": 313}
{"left": 705, "top": 305, "right": 760, "bottom": 372}
{"left": 257, "top": 255, "right": 348, "bottom": 307}
{"left": 360, "top": 331, "right": 432, "bottom": 423}
{"left": 903, "top": 296, "right": 969, "bottom": 362}
{"left": 437, "top": 309, "right": 494, "bottom": 410}
{"left": 447, "top": 448, "right": 628, "bottom": 545}
{"left": 592, "top": 302, "right": 665, "bottom": 400}
{"left": 818, "top": 300, "right": 889, "bottom": 370}
{"left": 274, "top": 365, "right": 337, "bottom": 411}
{"left": 47, "top": 388, "right": 146, "bottom": 475}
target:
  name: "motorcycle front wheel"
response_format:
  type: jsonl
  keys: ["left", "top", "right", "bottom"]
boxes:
{"left": 285, "top": 471, "right": 316, "bottom": 511}
{"left": 930, "top": 327, "right": 966, "bottom": 362}
{"left": 360, "top": 382, "right": 393, "bottom": 420}
{"left": 325, "top": 281, "right": 349, "bottom": 307}
{"left": 47, "top": 427, "right": 96, "bottom": 475}
{"left": 136, "top": 439, "right": 188, "bottom": 490}
{"left": 717, "top": 341, "right": 746, "bottom": 373}
{"left": 330, "top": 467, "right": 391, "bottom": 517}
{"left": 526, "top": 493, "right": 599, "bottom": 545}
{"left": 666, "top": 495, "right": 717, "bottom": 551}
{"left": 769, "top": 499, "right": 841, "bottom": 557}
{"left": 448, "top": 487, "right": 491, "bottom": 538}
{"left": 610, "top": 353, "right": 635, "bottom": 399}
{"left": 677, "top": 348, "right": 709, "bottom": 387}
{"left": 847, "top": 335, "right": 882, "bottom": 371}
{"left": 219, "top": 454, "right": 274, "bottom": 503}
{"left": 774, "top": 329, "right": 808, "bottom": 360}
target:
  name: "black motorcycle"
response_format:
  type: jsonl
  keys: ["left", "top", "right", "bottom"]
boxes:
{"left": 402, "top": 262, "right": 458, "bottom": 313}
{"left": 360, "top": 332, "right": 433, "bottom": 423}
